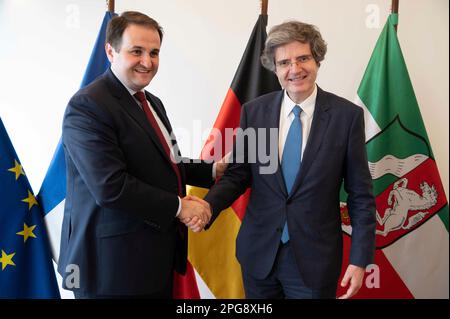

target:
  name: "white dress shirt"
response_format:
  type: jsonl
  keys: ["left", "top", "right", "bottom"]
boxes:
{"left": 278, "top": 85, "right": 317, "bottom": 161}
{"left": 111, "top": 68, "right": 217, "bottom": 217}
{"left": 110, "top": 69, "right": 189, "bottom": 216}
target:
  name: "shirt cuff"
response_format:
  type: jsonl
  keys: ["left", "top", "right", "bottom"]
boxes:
{"left": 175, "top": 196, "right": 182, "bottom": 217}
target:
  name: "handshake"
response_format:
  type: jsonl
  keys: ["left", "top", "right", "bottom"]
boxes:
{"left": 177, "top": 152, "right": 230, "bottom": 232}
{"left": 178, "top": 195, "right": 212, "bottom": 233}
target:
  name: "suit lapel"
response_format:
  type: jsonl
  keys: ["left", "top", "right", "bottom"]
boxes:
{"left": 290, "top": 87, "right": 330, "bottom": 196}
{"left": 104, "top": 69, "right": 172, "bottom": 165}
{"left": 146, "top": 93, "right": 173, "bottom": 134}
{"left": 263, "top": 91, "right": 288, "bottom": 197}
{"left": 147, "top": 92, "right": 185, "bottom": 178}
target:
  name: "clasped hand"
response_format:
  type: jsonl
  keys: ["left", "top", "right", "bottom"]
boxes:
{"left": 178, "top": 195, "right": 212, "bottom": 232}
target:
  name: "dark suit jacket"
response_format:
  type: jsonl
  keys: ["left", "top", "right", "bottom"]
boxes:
{"left": 205, "top": 87, "right": 376, "bottom": 289}
{"left": 58, "top": 68, "right": 213, "bottom": 296}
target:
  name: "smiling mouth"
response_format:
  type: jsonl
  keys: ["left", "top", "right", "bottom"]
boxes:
{"left": 288, "top": 74, "right": 307, "bottom": 82}
{"left": 135, "top": 69, "right": 151, "bottom": 74}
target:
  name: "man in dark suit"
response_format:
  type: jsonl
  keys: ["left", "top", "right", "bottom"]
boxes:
{"left": 199, "top": 21, "right": 376, "bottom": 299}
{"left": 58, "top": 11, "right": 223, "bottom": 298}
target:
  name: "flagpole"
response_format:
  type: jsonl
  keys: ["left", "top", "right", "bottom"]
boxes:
{"left": 391, "top": 0, "right": 399, "bottom": 31}
{"left": 107, "top": 0, "right": 115, "bottom": 12}
{"left": 261, "top": 0, "right": 268, "bottom": 15}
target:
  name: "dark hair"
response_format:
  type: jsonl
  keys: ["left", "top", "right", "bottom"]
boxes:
{"left": 261, "top": 21, "right": 327, "bottom": 71}
{"left": 106, "top": 11, "right": 164, "bottom": 51}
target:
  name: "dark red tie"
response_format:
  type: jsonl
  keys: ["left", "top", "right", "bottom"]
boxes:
{"left": 134, "top": 91, "right": 182, "bottom": 196}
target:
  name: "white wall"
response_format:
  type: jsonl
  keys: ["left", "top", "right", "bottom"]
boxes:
{"left": 0, "top": 0, "right": 448, "bottom": 198}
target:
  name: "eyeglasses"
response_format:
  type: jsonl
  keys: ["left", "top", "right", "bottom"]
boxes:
{"left": 275, "top": 55, "right": 314, "bottom": 70}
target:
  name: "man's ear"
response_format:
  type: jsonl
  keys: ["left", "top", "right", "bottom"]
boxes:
{"left": 105, "top": 43, "right": 115, "bottom": 63}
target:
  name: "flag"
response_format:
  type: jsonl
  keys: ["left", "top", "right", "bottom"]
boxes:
{"left": 0, "top": 118, "right": 60, "bottom": 298}
{"left": 37, "top": 11, "right": 116, "bottom": 263}
{"left": 174, "top": 14, "right": 281, "bottom": 298}
{"left": 339, "top": 14, "right": 448, "bottom": 298}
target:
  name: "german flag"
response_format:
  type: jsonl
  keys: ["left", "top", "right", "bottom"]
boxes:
{"left": 173, "top": 14, "right": 280, "bottom": 298}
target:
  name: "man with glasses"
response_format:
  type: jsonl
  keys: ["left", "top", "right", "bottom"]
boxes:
{"left": 199, "top": 21, "right": 376, "bottom": 299}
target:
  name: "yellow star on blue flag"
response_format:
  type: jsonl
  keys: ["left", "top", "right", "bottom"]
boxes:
{"left": 16, "top": 223, "right": 37, "bottom": 243}
{"left": 0, "top": 118, "right": 60, "bottom": 298}
{"left": 8, "top": 160, "right": 25, "bottom": 180}
{"left": 22, "top": 190, "right": 38, "bottom": 210}
{"left": 0, "top": 250, "right": 16, "bottom": 271}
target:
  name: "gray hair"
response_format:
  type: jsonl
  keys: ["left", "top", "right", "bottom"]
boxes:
{"left": 261, "top": 21, "right": 327, "bottom": 72}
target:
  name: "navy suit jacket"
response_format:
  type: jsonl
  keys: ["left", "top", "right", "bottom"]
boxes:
{"left": 205, "top": 87, "right": 376, "bottom": 289}
{"left": 58, "top": 68, "right": 213, "bottom": 295}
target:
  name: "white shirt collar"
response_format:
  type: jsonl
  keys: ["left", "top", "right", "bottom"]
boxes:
{"left": 111, "top": 67, "right": 141, "bottom": 97}
{"left": 283, "top": 84, "right": 317, "bottom": 118}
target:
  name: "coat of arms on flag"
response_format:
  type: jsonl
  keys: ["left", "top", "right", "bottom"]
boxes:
{"left": 339, "top": 14, "right": 448, "bottom": 299}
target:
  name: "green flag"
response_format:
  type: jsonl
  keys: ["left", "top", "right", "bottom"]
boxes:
{"left": 341, "top": 14, "right": 448, "bottom": 298}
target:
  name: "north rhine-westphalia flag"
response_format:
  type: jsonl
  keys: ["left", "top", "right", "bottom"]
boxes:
{"left": 173, "top": 14, "right": 280, "bottom": 298}
{"left": 0, "top": 118, "right": 60, "bottom": 298}
{"left": 338, "top": 14, "right": 448, "bottom": 298}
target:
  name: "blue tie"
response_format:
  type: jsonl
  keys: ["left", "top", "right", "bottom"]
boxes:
{"left": 281, "top": 105, "right": 302, "bottom": 243}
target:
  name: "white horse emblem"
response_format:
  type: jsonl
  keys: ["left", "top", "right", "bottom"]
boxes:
{"left": 376, "top": 178, "right": 437, "bottom": 236}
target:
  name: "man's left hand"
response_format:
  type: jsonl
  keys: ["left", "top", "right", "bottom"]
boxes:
{"left": 338, "top": 264, "right": 365, "bottom": 299}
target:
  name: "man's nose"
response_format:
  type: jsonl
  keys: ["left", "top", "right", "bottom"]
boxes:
{"left": 289, "top": 61, "right": 302, "bottom": 71}
{"left": 140, "top": 54, "right": 153, "bottom": 68}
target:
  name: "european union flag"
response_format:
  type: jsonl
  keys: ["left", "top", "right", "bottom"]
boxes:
{"left": 0, "top": 118, "right": 60, "bottom": 298}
